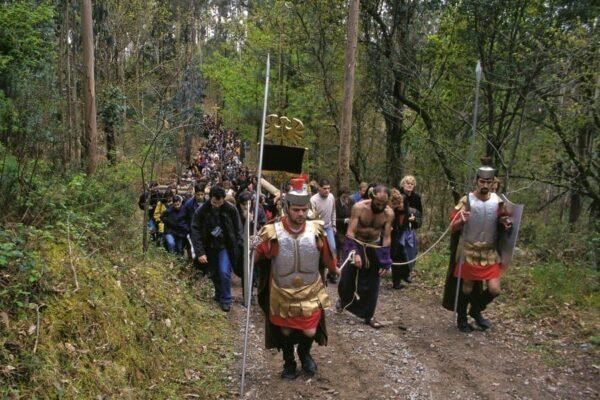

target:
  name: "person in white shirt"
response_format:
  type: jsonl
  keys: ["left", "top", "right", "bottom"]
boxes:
{"left": 310, "top": 179, "right": 337, "bottom": 282}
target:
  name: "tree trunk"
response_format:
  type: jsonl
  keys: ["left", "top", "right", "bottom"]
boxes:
{"left": 568, "top": 191, "right": 582, "bottom": 224}
{"left": 385, "top": 76, "right": 404, "bottom": 187}
{"left": 69, "top": 0, "right": 81, "bottom": 168}
{"left": 106, "top": 126, "right": 116, "bottom": 165}
{"left": 58, "top": 1, "right": 69, "bottom": 171}
{"left": 65, "top": 0, "right": 76, "bottom": 168}
{"left": 82, "top": 0, "right": 98, "bottom": 175}
{"left": 337, "top": 0, "right": 359, "bottom": 190}
{"left": 184, "top": 129, "right": 193, "bottom": 166}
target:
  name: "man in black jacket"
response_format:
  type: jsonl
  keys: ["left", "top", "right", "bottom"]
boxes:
{"left": 191, "top": 186, "right": 243, "bottom": 312}
{"left": 161, "top": 195, "right": 189, "bottom": 255}
{"left": 332, "top": 188, "right": 354, "bottom": 283}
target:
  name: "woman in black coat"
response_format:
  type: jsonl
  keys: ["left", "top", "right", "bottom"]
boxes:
{"left": 398, "top": 175, "right": 423, "bottom": 283}
{"left": 390, "top": 189, "right": 410, "bottom": 289}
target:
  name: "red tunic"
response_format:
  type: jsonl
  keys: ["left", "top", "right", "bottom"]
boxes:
{"left": 449, "top": 209, "right": 502, "bottom": 281}
{"left": 255, "top": 217, "right": 337, "bottom": 330}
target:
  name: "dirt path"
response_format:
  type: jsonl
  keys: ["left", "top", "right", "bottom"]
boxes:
{"left": 223, "top": 277, "right": 598, "bottom": 399}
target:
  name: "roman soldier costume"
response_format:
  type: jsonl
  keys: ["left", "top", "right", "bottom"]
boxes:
{"left": 254, "top": 178, "right": 337, "bottom": 379}
{"left": 443, "top": 161, "right": 513, "bottom": 332}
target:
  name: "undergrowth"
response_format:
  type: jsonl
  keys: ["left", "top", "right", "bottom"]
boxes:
{"left": 1, "top": 162, "right": 232, "bottom": 399}
{"left": 415, "top": 244, "right": 600, "bottom": 345}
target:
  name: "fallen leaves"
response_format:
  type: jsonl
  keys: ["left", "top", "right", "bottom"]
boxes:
{"left": 64, "top": 342, "right": 77, "bottom": 353}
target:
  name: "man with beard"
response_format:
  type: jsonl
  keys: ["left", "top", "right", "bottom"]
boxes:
{"left": 254, "top": 179, "right": 339, "bottom": 379}
{"left": 337, "top": 185, "right": 394, "bottom": 329}
{"left": 443, "top": 159, "right": 513, "bottom": 331}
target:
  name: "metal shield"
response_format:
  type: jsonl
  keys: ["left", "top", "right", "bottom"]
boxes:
{"left": 498, "top": 194, "right": 524, "bottom": 268}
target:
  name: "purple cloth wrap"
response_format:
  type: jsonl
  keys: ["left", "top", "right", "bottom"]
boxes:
{"left": 342, "top": 237, "right": 392, "bottom": 269}
{"left": 342, "top": 236, "right": 364, "bottom": 260}
{"left": 375, "top": 246, "right": 392, "bottom": 269}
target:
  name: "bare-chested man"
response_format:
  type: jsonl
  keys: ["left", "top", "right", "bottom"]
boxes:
{"left": 337, "top": 185, "right": 394, "bottom": 329}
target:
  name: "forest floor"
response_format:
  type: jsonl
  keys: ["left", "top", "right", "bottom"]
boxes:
{"left": 222, "top": 275, "right": 599, "bottom": 400}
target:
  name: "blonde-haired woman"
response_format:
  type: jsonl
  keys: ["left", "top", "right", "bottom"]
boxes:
{"left": 399, "top": 175, "right": 423, "bottom": 283}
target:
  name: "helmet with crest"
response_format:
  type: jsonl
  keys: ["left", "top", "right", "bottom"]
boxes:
{"left": 285, "top": 178, "right": 311, "bottom": 208}
{"left": 476, "top": 156, "right": 496, "bottom": 180}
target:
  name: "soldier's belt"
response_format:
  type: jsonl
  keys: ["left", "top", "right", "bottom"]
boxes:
{"left": 457, "top": 241, "right": 499, "bottom": 266}
{"left": 270, "top": 277, "right": 331, "bottom": 318}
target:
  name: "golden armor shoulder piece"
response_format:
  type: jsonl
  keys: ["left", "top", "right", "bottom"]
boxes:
{"left": 454, "top": 195, "right": 469, "bottom": 211}
{"left": 307, "top": 220, "right": 325, "bottom": 237}
{"left": 258, "top": 223, "right": 277, "bottom": 242}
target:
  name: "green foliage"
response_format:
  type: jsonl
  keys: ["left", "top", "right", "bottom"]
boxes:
{"left": 0, "top": 226, "right": 41, "bottom": 311}
{"left": 518, "top": 211, "right": 598, "bottom": 266}
{"left": 99, "top": 86, "right": 127, "bottom": 131}
{"left": 507, "top": 262, "right": 599, "bottom": 317}
{"left": 416, "top": 246, "right": 599, "bottom": 343}
{"left": 0, "top": 161, "right": 232, "bottom": 399}
{"left": 0, "top": 1, "right": 55, "bottom": 77}
{"left": 1, "top": 237, "right": 232, "bottom": 398}
{"left": 202, "top": 50, "right": 263, "bottom": 140}
{"left": 202, "top": 1, "right": 346, "bottom": 173}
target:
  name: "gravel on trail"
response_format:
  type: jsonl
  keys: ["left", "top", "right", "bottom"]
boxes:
{"left": 221, "top": 277, "right": 598, "bottom": 400}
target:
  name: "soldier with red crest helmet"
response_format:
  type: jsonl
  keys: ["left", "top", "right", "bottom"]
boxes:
{"left": 254, "top": 178, "right": 340, "bottom": 379}
{"left": 443, "top": 158, "right": 513, "bottom": 332}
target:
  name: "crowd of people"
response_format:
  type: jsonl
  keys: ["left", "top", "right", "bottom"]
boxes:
{"left": 139, "top": 128, "right": 516, "bottom": 381}
{"left": 138, "top": 117, "right": 425, "bottom": 315}
{"left": 138, "top": 116, "right": 281, "bottom": 311}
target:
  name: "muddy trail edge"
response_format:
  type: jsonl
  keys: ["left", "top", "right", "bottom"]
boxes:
{"left": 221, "top": 277, "right": 598, "bottom": 400}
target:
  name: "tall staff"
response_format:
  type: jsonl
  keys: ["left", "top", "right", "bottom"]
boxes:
{"left": 453, "top": 60, "right": 482, "bottom": 319}
{"left": 240, "top": 54, "right": 270, "bottom": 397}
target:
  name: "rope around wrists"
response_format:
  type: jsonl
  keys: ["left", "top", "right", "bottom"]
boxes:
{"left": 336, "top": 212, "right": 461, "bottom": 313}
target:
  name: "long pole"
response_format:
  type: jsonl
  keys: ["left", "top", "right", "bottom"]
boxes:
{"left": 453, "top": 60, "right": 482, "bottom": 319}
{"left": 243, "top": 200, "right": 251, "bottom": 307}
{"left": 468, "top": 60, "right": 482, "bottom": 163}
{"left": 240, "top": 54, "right": 270, "bottom": 397}
{"left": 82, "top": 0, "right": 98, "bottom": 174}
{"left": 338, "top": 0, "right": 360, "bottom": 189}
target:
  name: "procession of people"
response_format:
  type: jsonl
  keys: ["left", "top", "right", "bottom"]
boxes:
{"left": 138, "top": 117, "right": 518, "bottom": 382}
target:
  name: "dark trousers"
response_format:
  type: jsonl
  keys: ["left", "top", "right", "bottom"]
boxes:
{"left": 391, "top": 240, "right": 409, "bottom": 286}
